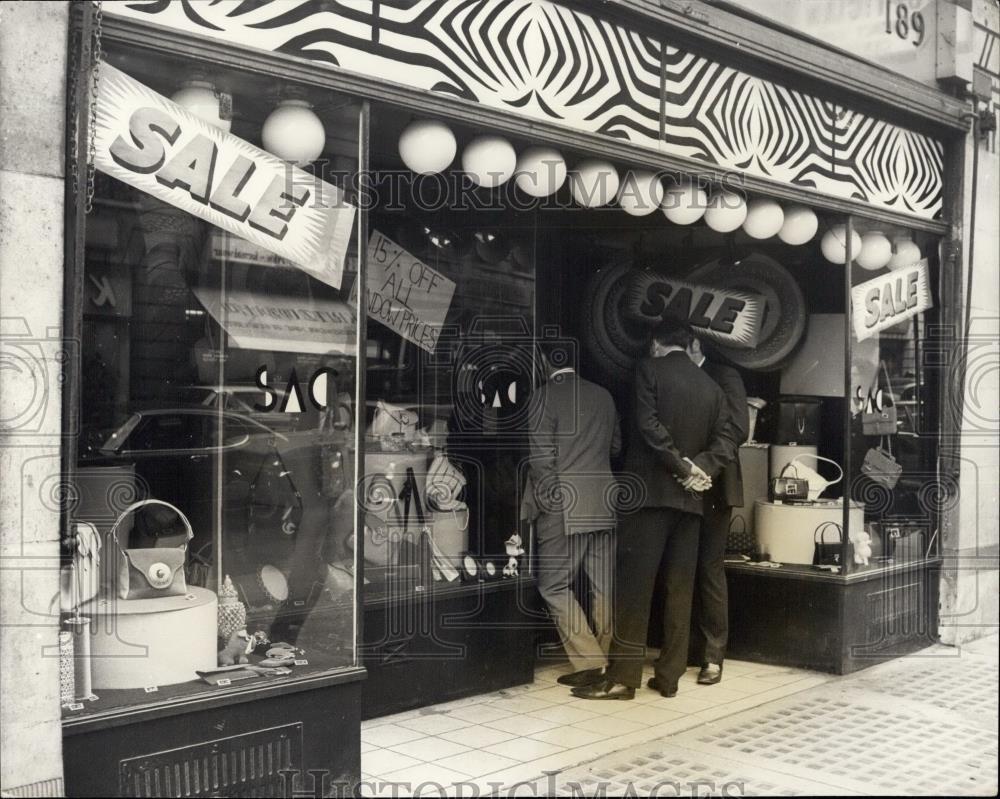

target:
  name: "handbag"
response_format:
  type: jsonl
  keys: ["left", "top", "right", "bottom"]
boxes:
{"left": 769, "top": 463, "right": 812, "bottom": 503}
{"left": 726, "top": 512, "right": 756, "bottom": 554}
{"left": 774, "top": 397, "right": 821, "bottom": 445}
{"left": 370, "top": 400, "right": 418, "bottom": 442}
{"left": 861, "top": 437, "right": 902, "bottom": 489}
{"left": 363, "top": 468, "right": 425, "bottom": 567}
{"left": 812, "top": 521, "right": 845, "bottom": 567}
{"left": 861, "top": 362, "right": 898, "bottom": 436}
{"left": 426, "top": 454, "right": 466, "bottom": 511}
{"left": 112, "top": 500, "right": 193, "bottom": 600}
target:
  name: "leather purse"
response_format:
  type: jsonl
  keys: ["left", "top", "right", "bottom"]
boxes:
{"left": 426, "top": 454, "right": 466, "bottom": 511}
{"left": 861, "top": 437, "right": 902, "bottom": 489}
{"left": 769, "top": 463, "right": 811, "bottom": 503}
{"left": 112, "top": 500, "right": 193, "bottom": 600}
{"left": 812, "top": 521, "right": 844, "bottom": 567}
{"left": 861, "top": 362, "right": 898, "bottom": 436}
{"left": 774, "top": 397, "right": 821, "bottom": 444}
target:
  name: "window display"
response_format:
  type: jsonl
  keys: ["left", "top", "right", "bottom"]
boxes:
{"left": 65, "top": 46, "right": 363, "bottom": 717}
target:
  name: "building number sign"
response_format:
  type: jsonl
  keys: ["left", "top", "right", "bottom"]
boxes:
{"left": 885, "top": 1, "right": 926, "bottom": 47}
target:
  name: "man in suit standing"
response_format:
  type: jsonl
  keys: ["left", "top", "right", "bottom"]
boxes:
{"left": 525, "top": 341, "right": 622, "bottom": 689}
{"left": 687, "top": 336, "right": 749, "bottom": 686}
{"left": 573, "top": 319, "right": 733, "bottom": 700}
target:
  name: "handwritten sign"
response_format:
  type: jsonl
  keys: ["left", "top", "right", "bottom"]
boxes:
{"left": 851, "top": 259, "right": 932, "bottom": 342}
{"left": 95, "top": 63, "right": 355, "bottom": 289}
{"left": 193, "top": 288, "right": 356, "bottom": 356}
{"left": 361, "top": 231, "right": 456, "bottom": 352}
{"left": 624, "top": 272, "right": 764, "bottom": 348}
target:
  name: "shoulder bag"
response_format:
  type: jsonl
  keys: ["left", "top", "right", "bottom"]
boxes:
{"left": 112, "top": 500, "right": 193, "bottom": 600}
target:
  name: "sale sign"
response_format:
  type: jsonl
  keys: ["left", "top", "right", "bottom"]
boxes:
{"left": 359, "top": 231, "right": 457, "bottom": 353}
{"left": 94, "top": 63, "right": 355, "bottom": 289}
{"left": 851, "top": 259, "right": 933, "bottom": 342}
{"left": 624, "top": 271, "right": 764, "bottom": 348}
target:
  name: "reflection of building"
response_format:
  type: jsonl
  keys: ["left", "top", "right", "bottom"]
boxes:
{"left": 0, "top": 0, "right": 998, "bottom": 795}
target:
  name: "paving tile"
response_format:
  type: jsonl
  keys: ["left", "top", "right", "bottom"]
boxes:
{"left": 360, "top": 741, "right": 379, "bottom": 754}
{"left": 652, "top": 695, "right": 718, "bottom": 714}
{"left": 609, "top": 704, "right": 685, "bottom": 726}
{"left": 525, "top": 703, "right": 599, "bottom": 725}
{"left": 720, "top": 676, "right": 786, "bottom": 694}
{"left": 485, "top": 714, "right": 562, "bottom": 735}
{"left": 567, "top": 696, "right": 644, "bottom": 715}
{"left": 529, "top": 725, "right": 607, "bottom": 747}
{"left": 361, "top": 724, "right": 427, "bottom": 748}
{"left": 483, "top": 736, "right": 566, "bottom": 762}
{"left": 388, "top": 736, "right": 472, "bottom": 762}
{"left": 445, "top": 703, "right": 514, "bottom": 724}
{"left": 437, "top": 724, "right": 518, "bottom": 748}
{"left": 435, "top": 749, "right": 521, "bottom": 777}
{"left": 397, "top": 715, "right": 474, "bottom": 736}
{"left": 483, "top": 695, "right": 556, "bottom": 714}
{"left": 573, "top": 715, "right": 646, "bottom": 735}
{"left": 527, "top": 685, "right": 577, "bottom": 704}
{"left": 362, "top": 748, "right": 422, "bottom": 777}
{"left": 377, "top": 762, "right": 471, "bottom": 791}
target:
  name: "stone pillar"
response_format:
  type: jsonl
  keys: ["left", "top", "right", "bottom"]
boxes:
{"left": 0, "top": 1, "right": 70, "bottom": 794}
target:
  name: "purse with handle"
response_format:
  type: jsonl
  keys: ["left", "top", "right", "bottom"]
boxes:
{"left": 861, "top": 362, "right": 898, "bottom": 436}
{"left": 812, "top": 521, "right": 845, "bottom": 567}
{"left": 112, "top": 500, "right": 193, "bottom": 600}
{"left": 861, "top": 436, "right": 903, "bottom": 490}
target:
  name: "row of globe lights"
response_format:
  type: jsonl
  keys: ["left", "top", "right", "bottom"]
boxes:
{"left": 401, "top": 120, "right": 920, "bottom": 272}
{"left": 170, "top": 85, "right": 921, "bottom": 275}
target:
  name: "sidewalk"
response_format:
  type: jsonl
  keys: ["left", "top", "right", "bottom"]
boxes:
{"left": 359, "top": 636, "right": 998, "bottom": 796}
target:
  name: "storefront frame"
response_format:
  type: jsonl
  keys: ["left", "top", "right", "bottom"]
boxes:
{"left": 58, "top": 1, "right": 971, "bottom": 793}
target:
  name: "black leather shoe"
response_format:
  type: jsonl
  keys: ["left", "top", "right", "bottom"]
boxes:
{"left": 697, "top": 663, "right": 723, "bottom": 685}
{"left": 646, "top": 677, "right": 678, "bottom": 698}
{"left": 571, "top": 679, "right": 635, "bottom": 700}
{"left": 557, "top": 668, "right": 604, "bottom": 687}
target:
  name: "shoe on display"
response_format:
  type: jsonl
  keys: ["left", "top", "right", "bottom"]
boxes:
{"left": 571, "top": 679, "right": 635, "bottom": 701}
{"left": 557, "top": 668, "right": 605, "bottom": 687}
{"left": 697, "top": 663, "right": 723, "bottom": 685}
{"left": 646, "top": 677, "right": 678, "bottom": 698}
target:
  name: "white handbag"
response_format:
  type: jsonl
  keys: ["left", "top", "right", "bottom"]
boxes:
{"left": 426, "top": 455, "right": 466, "bottom": 511}
{"left": 370, "top": 400, "right": 418, "bottom": 441}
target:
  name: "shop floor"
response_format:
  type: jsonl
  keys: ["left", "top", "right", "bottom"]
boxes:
{"left": 358, "top": 636, "right": 998, "bottom": 796}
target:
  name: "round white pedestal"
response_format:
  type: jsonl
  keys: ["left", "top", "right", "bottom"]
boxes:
{"left": 755, "top": 499, "right": 864, "bottom": 565}
{"left": 81, "top": 586, "right": 217, "bottom": 689}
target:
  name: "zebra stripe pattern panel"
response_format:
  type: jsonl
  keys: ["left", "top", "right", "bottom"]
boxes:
{"left": 112, "top": 0, "right": 944, "bottom": 219}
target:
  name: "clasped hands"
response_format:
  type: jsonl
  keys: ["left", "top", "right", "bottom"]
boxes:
{"left": 677, "top": 458, "right": 712, "bottom": 493}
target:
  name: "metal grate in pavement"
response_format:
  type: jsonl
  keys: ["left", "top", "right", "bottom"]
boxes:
{"left": 857, "top": 659, "right": 999, "bottom": 719}
{"left": 696, "top": 695, "right": 997, "bottom": 795}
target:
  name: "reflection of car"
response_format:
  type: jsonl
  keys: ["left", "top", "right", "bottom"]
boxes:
{"left": 82, "top": 408, "right": 292, "bottom": 552}
{"left": 186, "top": 384, "right": 302, "bottom": 432}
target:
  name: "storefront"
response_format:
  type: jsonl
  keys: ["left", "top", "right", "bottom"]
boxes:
{"left": 53, "top": 1, "right": 971, "bottom": 796}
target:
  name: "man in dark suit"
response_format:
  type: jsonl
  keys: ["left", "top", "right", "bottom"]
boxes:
{"left": 525, "top": 342, "right": 622, "bottom": 689}
{"left": 687, "top": 336, "right": 749, "bottom": 686}
{"left": 573, "top": 319, "right": 734, "bottom": 700}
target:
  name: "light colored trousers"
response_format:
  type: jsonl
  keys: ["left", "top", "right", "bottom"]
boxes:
{"left": 536, "top": 513, "right": 616, "bottom": 672}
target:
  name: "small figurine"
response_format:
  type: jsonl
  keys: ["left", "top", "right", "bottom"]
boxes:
{"left": 503, "top": 533, "right": 524, "bottom": 578}
{"left": 217, "top": 575, "right": 247, "bottom": 642}
{"left": 850, "top": 528, "right": 874, "bottom": 566}
{"left": 219, "top": 630, "right": 249, "bottom": 666}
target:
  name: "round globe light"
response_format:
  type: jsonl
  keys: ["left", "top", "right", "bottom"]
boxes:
{"left": 742, "top": 198, "right": 785, "bottom": 239}
{"left": 778, "top": 205, "right": 819, "bottom": 245}
{"left": 261, "top": 99, "right": 326, "bottom": 166}
{"left": 820, "top": 225, "right": 862, "bottom": 264}
{"left": 171, "top": 80, "right": 231, "bottom": 132}
{"left": 462, "top": 135, "right": 517, "bottom": 188}
{"left": 514, "top": 146, "right": 566, "bottom": 197}
{"left": 887, "top": 236, "right": 922, "bottom": 270}
{"left": 618, "top": 170, "right": 664, "bottom": 217}
{"left": 569, "top": 159, "right": 620, "bottom": 207}
{"left": 661, "top": 180, "right": 708, "bottom": 225}
{"left": 398, "top": 119, "right": 457, "bottom": 175}
{"left": 704, "top": 191, "right": 748, "bottom": 233}
{"left": 857, "top": 231, "right": 893, "bottom": 271}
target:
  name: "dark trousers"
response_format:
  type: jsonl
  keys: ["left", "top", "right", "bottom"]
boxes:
{"left": 691, "top": 496, "right": 730, "bottom": 665}
{"left": 606, "top": 507, "right": 700, "bottom": 689}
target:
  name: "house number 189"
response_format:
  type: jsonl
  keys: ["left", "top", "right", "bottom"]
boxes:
{"left": 885, "top": 1, "right": 926, "bottom": 46}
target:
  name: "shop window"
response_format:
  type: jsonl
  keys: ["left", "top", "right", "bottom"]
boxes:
{"left": 65, "top": 47, "right": 362, "bottom": 717}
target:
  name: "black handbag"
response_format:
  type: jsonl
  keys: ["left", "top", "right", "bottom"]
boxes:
{"left": 774, "top": 397, "right": 821, "bottom": 445}
{"left": 812, "top": 521, "right": 845, "bottom": 567}
{"left": 769, "top": 463, "right": 811, "bottom": 503}
{"left": 726, "top": 512, "right": 756, "bottom": 554}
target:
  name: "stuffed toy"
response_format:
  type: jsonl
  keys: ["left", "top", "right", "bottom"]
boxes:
{"left": 503, "top": 533, "right": 524, "bottom": 578}
{"left": 219, "top": 630, "right": 249, "bottom": 666}
{"left": 850, "top": 528, "right": 873, "bottom": 566}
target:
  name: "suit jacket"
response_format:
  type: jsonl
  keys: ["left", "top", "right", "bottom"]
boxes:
{"left": 701, "top": 359, "right": 750, "bottom": 508}
{"left": 526, "top": 371, "right": 622, "bottom": 533}
{"left": 623, "top": 352, "right": 729, "bottom": 516}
